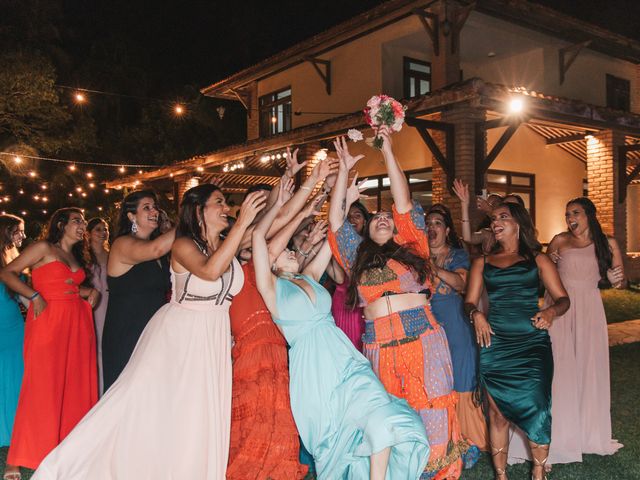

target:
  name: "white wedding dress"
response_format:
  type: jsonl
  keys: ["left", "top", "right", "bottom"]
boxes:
{"left": 32, "top": 259, "right": 243, "bottom": 479}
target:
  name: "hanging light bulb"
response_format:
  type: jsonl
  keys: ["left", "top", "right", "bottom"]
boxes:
{"left": 41, "top": 184, "right": 47, "bottom": 190}
{"left": 76, "top": 186, "right": 83, "bottom": 192}
{"left": 68, "top": 193, "right": 73, "bottom": 197}
{"left": 81, "top": 192, "right": 87, "bottom": 198}
{"left": 98, "top": 206, "right": 103, "bottom": 211}
{"left": 74, "top": 92, "right": 86, "bottom": 103}
{"left": 196, "top": 166, "right": 204, "bottom": 172}
{"left": 42, "top": 209, "right": 47, "bottom": 214}
{"left": 18, "top": 189, "right": 24, "bottom": 195}
{"left": 174, "top": 104, "right": 185, "bottom": 116}
{"left": 89, "top": 182, "right": 95, "bottom": 188}
{"left": 69, "top": 164, "right": 77, "bottom": 172}
{"left": 28, "top": 171, "right": 37, "bottom": 177}
{"left": 42, "top": 196, "right": 48, "bottom": 202}
{"left": 86, "top": 172, "right": 93, "bottom": 179}
{"left": 216, "top": 106, "right": 226, "bottom": 119}
{"left": 104, "top": 189, "right": 110, "bottom": 194}
{"left": 14, "top": 156, "right": 22, "bottom": 164}
{"left": 119, "top": 166, "right": 126, "bottom": 173}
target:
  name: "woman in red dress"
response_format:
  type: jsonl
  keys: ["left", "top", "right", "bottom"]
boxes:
{"left": 0, "top": 208, "right": 99, "bottom": 475}
{"left": 226, "top": 151, "right": 337, "bottom": 480}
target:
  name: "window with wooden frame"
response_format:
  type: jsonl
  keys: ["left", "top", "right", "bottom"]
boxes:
{"left": 259, "top": 87, "right": 292, "bottom": 137}
{"left": 358, "top": 168, "right": 433, "bottom": 213}
{"left": 487, "top": 169, "right": 536, "bottom": 222}
{"left": 606, "top": 74, "right": 630, "bottom": 112}
{"left": 403, "top": 57, "right": 431, "bottom": 99}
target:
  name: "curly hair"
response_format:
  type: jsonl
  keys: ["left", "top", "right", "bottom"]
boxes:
{"left": 490, "top": 202, "right": 541, "bottom": 262}
{"left": 346, "top": 215, "right": 432, "bottom": 308}
{"left": 566, "top": 197, "right": 612, "bottom": 282}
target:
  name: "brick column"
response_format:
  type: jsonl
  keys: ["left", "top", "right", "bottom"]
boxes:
{"left": 427, "top": 105, "right": 486, "bottom": 234}
{"left": 173, "top": 176, "right": 200, "bottom": 210}
{"left": 586, "top": 129, "right": 627, "bottom": 250}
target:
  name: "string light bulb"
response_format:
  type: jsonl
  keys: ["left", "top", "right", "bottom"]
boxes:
{"left": 174, "top": 105, "right": 185, "bottom": 115}
{"left": 76, "top": 187, "right": 83, "bottom": 193}
{"left": 98, "top": 206, "right": 103, "bottom": 211}
{"left": 86, "top": 172, "right": 93, "bottom": 179}
{"left": 28, "top": 171, "right": 37, "bottom": 177}
{"left": 18, "top": 189, "right": 24, "bottom": 195}
{"left": 14, "top": 156, "right": 22, "bottom": 164}
{"left": 89, "top": 182, "right": 95, "bottom": 188}
{"left": 196, "top": 166, "right": 204, "bottom": 172}
{"left": 41, "top": 184, "right": 47, "bottom": 190}
{"left": 74, "top": 92, "right": 86, "bottom": 103}
{"left": 69, "top": 164, "right": 77, "bottom": 172}
{"left": 42, "top": 196, "right": 48, "bottom": 202}
{"left": 104, "top": 189, "right": 110, "bottom": 194}
{"left": 119, "top": 166, "right": 126, "bottom": 173}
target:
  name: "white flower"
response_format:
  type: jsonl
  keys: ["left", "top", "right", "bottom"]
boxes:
{"left": 347, "top": 129, "right": 364, "bottom": 142}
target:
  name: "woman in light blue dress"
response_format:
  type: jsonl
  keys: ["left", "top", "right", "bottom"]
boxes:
{"left": 252, "top": 180, "right": 430, "bottom": 479}
{"left": 0, "top": 215, "right": 26, "bottom": 480}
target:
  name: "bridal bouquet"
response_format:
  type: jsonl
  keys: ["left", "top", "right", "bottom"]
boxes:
{"left": 363, "top": 94, "right": 407, "bottom": 148}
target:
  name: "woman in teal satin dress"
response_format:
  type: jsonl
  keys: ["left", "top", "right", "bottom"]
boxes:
{"left": 464, "top": 203, "right": 569, "bottom": 480}
{"left": 253, "top": 180, "right": 430, "bottom": 479}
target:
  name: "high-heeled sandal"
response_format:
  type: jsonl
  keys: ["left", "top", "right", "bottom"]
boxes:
{"left": 530, "top": 442, "right": 549, "bottom": 480}
{"left": 491, "top": 445, "right": 509, "bottom": 479}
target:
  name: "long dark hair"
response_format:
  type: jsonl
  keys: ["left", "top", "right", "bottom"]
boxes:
{"left": 491, "top": 202, "right": 541, "bottom": 262}
{"left": 347, "top": 215, "right": 432, "bottom": 308}
{"left": 116, "top": 190, "right": 159, "bottom": 239}
{"left": 176, "top": 184, "right": 222, "bottom": 252}
{"left": 428, "top": 204, "right": 462, "bottom": 249}
{"left": 41, "top": 208, "right": 91, "bottom": 271}
{"left": 349, "top": 201, "right": 371, "bottom": 224}
{"left": 0, "top": 214, "right": 23, "bottom": 267}
{"left": 87, "top": 217, "right": 109, "bottom": 272}
{"left": 567, "top": 197, "right": 612, "bottom": 282}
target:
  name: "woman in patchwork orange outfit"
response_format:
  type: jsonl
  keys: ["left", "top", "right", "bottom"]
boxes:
{"left": 328, "top": 131, "right": 475, "bottom": 479}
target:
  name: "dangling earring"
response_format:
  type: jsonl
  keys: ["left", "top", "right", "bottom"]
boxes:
{"left": 131, "top": 220, "right": 138, "bottom": 234}
{"left": 516, "top": 225, "right": 520, "bottom": 240}
{"left": 198, "top": 220, "right": 203, "bottom": 227}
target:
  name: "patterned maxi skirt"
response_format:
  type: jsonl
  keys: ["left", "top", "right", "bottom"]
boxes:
{"left": 363, "top": 304, "right": 469, "bottom": 480}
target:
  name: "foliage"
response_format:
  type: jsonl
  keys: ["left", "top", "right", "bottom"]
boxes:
{"left": 602, "top": 287, "right": 640, "bottom": 324}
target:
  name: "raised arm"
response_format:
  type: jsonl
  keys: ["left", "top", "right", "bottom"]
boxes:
{"left": 329, "top": 136, "right": 364, "bottom": 232}
{"left": 172, "top": 191, "right": 267, "bottom": 281}
{"left": 110, "top": 227, "right": 176, "bottom": 268}
{"left": 378, "top": 126, "right": 411, "bottom": 213}
{"left": 253, "top": 182, "right": 291, "bottom": 314}
{"left": 303, "top": 240, "right": 333, "bottom": 282}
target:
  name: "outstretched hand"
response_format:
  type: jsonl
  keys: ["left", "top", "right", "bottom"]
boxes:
{"left": 303, "top": 192, "right": 326, "bottom": 217}
{"left": 285, "top": 147, "right": 306, "bottom": 178}
{"left": 346, "top": 173, "right": 368, "bottom": 207}
{"left": 237, "top": 191, "right": 268, "bottom": 227}
{"left": 277, "top": 177, "right": 295, "bottom": 206}
{"left": 307, "top": 220, "right": 328, "bottom": 245}
{"left": 333, "top": 136, "right": 364, "bottom": 171}
{"left": 452, "top": 179, "right": 470, "bottom": 205}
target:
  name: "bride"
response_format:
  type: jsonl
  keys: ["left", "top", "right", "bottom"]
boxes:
{"left": 32, "top": 184, "right": 266, "bottom": 479}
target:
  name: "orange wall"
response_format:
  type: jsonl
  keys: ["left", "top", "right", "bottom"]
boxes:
{"left": 489, "top": 125, "right": 586, "bottom": 243}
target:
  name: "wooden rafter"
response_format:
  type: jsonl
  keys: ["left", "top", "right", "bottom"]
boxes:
{"left": 475, "top": 120, "right": 521, "bottom": 192}
{"left": 618, "top": 143, "right": 640, "bottom": 203}
{"left": 406, "top": 117, "right": 455, "bottom": 191}
{"left": 559, "top": 40, "right": 592, "bottom": 85}
{"left": 412, "top": 7, "right": 439, "bottom": 56}
{"left": 304, "top": 56, "right": 332, "bottom": 95}
{"left": 451, "top": 2, "right": 475, "bottom": 54}
{"left": 228, "top": 88, "right": 252, "bottom": 117}
{"left": 546, "top": 133, "right": 587, "bottom": 145}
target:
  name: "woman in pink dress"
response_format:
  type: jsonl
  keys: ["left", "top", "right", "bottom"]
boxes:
{"left": 87, "top": 218, "right": 110, "bottom": 396}
{"left": 329, "top": 202, "right": 368, "bottom": 350}
{"left": 509, "top": 197, "right": 624, "bottom": 467}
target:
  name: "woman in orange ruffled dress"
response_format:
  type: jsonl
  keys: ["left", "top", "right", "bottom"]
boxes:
{"left": 226, "top": 150, "right": 337, "bottom": 479}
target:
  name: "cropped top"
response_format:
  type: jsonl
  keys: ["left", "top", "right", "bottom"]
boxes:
{"left": 328, "top": 201, "right": 432, "bottom": 307}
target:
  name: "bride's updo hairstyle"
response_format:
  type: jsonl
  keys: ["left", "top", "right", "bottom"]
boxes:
{"left": 177, "top": 184, "right": 222, "bottom": 252}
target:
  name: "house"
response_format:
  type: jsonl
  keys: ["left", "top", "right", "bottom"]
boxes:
{"left": 107, "top": 0, "right": 640, "bottom": 280}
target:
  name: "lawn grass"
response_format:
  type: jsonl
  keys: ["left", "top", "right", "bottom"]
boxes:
{"left": 602, "top": 285, "right": 640, "bottom": 324}
{"left": 3, "top": 343, "right": 639, "bottom": 479}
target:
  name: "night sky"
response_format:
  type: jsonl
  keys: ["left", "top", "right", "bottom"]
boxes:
{"left": 57, "top": 0, "right": 640, "bottom": 96}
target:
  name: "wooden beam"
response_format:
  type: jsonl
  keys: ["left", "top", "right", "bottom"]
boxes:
{"left": 228, "top": 88, "right": 252, "bottom": 117}
{"left": 618, "top": 144, "right": 640, "bottom": 203}
{"left": 452, "top": 2, "right": 475, "bottom": 54}
{"left": 412, "top": 8, "right": 439, "bottom": 56}
{"left": 559, "top": 40, "right": 592, "bottom": 85}
{"left": 546, "top": 133, "right": 587, "bottom": 145}
{"left": 406, "top": 116, "right": 455, "bottom": 191}
{"left": 204, "top": 168, "right": 281, "bottom": 178}
{"left": 304, "top": 56, "right": 331, "bottom": 95}
{"left": 475, "top": 120, "right": 521, "bottom": 191}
